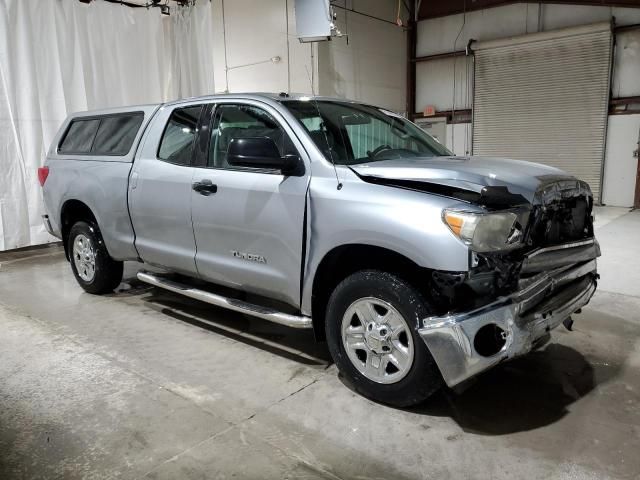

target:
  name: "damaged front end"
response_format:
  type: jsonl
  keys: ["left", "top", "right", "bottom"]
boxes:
{"left": 421, "top": 259, "right": 597, "bottom": 387}
{"left": 429, "top": 178, "right": 598, "bottom": 311}
{"left": 421, "top": 250, "right": 598, "bottom": 387}
{"left": 352, "top": 159, "right": 600, "bottom": 387}
{"left": 419, "top": 177, "right": 599, "bottom": 387}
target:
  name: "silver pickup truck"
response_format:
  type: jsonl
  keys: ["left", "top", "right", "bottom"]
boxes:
{"left": 40, "top": 93, "right": 599, "bottom": 406}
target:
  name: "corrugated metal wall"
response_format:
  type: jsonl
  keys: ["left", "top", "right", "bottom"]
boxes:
{"left": 472, "top": 23, "right": 613, "bottom": 201}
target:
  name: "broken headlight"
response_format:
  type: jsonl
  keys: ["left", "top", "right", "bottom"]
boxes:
{"left": 443, "top": 209, "right": 524, "bottom": 252}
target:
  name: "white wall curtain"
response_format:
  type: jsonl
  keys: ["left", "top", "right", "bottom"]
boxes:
{"left": 0, "top": 0, "right": 215, "bottom": 250}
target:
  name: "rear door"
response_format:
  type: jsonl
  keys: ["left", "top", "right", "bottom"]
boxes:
{"left": 191, "top": 100, "right": 310, "bottom": 307}
{"left": 129, "top": 103, "right": 204, "bottom": 275}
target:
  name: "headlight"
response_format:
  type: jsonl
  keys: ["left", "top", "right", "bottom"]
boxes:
{"left": 443, "top": 209, "right": 524, "bottom": 252}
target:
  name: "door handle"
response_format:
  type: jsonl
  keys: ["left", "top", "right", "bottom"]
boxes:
{"left": 192, "top": 179, "right": 218, "bottom": 196}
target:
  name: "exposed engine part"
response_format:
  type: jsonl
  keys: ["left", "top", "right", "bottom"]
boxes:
{"left": 430, "top": 252, "right": 522, "bottom": 313}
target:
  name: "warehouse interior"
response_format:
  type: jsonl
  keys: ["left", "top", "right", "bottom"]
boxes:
{"left": 1, "top": 0, "right": 639, "bottom": 478}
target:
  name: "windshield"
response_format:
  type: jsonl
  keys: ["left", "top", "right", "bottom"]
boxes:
{"left": 283, "top": 100, "right": 451, "bottom": 165}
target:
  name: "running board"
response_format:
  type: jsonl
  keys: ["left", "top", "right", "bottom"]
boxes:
{"left": 137, "top": 271, "right": 313, "bottom": 329}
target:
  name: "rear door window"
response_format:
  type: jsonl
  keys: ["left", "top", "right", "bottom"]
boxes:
{"left": 59, "top": 119, "right": 101, "bottom": 154}
{"left": 158, "top": 105, "right": 203, "bottom": 166}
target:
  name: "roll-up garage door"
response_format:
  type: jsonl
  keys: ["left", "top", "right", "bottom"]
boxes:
{"left": 472, "top": 22, "right": 612, "bottom": 202}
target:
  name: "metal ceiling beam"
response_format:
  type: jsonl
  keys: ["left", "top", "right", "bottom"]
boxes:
{"left": 418, "top": 0, "right": 640, "bottom": 21}
{"left": 413, "top": 50, "right": 466, "bottom": 63}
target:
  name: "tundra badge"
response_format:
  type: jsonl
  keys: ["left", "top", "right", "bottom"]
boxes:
{"left": 231, "top": 250, "right": 267, "bottom": 264}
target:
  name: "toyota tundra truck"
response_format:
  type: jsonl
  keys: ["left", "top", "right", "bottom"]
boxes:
{"left": 39, "top": 93, "right": 600, "bottom": 406}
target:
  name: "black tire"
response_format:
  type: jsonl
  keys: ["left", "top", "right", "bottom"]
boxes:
{"left": 325, "top": 270, "right": 443, "bottom": 407}
{"left": 68, "top": 221, "right": 123, "bottom": 294}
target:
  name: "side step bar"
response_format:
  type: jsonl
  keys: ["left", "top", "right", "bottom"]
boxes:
{"left": 137, "top": 271, "right": 313, "bottom": 329}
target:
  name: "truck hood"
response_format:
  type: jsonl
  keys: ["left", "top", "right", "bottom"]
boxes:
{"left": 350, "top": 156, "right": 587, "bottom": 205}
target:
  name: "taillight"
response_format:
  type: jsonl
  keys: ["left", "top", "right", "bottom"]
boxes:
{"left": 38, "top": 166, "right": 49, "bottom": 187}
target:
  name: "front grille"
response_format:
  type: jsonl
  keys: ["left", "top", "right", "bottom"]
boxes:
{"left": 526, "top": 180, "right": 594, "bottom": 248}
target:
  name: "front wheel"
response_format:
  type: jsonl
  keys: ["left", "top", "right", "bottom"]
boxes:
{"left": 68, "top": 221, "right": 123, "bottom": 294}
{"left": 325, "top": 270, "right": 443, "bottom": 407}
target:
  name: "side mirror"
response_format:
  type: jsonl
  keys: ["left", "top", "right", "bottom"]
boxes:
{"left": 227, "top": 137, "right": 300, "bottom": 175}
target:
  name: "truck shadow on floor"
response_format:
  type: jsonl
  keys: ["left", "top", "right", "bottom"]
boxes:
{"left": 129, "top": 285, "right": 332, "bottom": 367}
{"left": 407, "top": 343, "right": 622, "bottom": 435}
{"left": 117, "top": 276, "right": 623, "bottom": 436}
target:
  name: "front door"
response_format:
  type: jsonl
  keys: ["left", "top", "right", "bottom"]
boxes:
{"left": 129, "top": 103, "right": 204, "bottom": 275}
{"left": 191, "top": 101, "right": 309, "bottom": 307}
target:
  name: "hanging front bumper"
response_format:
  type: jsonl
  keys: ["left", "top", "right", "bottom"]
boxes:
{"left": 418, "top": 258, "right": 598, "bottom": 387}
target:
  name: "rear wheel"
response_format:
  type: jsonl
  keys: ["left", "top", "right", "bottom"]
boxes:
{"left": 68, "top": 221, "right": 123, "bottom": 294}
{"left": 325, "top": 270, "right": 443, "bottom": 407}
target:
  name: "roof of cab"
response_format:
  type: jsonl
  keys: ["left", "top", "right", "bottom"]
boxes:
{"left": 68, "top": 93, "right": 374, "bottom": 118}
{"left": 161, "top": 92, "right": 364, "bottom": 106}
